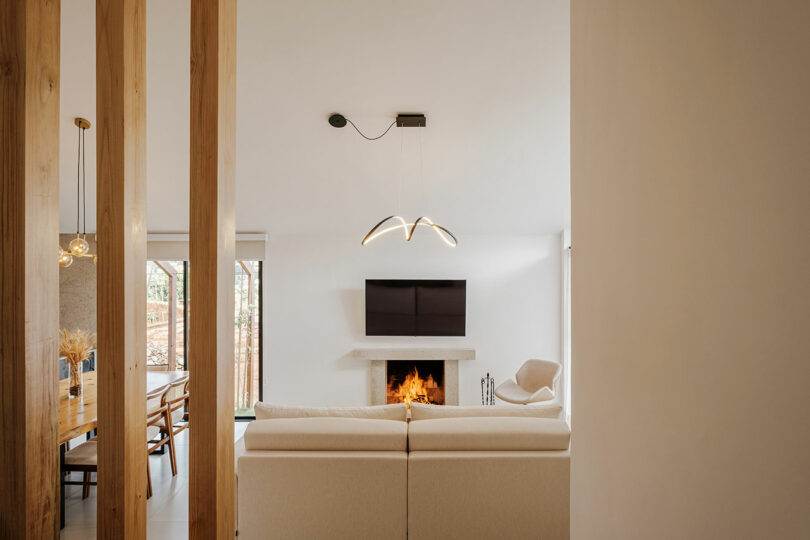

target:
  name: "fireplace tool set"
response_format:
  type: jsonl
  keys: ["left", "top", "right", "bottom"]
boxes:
{"left": 481, "top": 373, "right": 495, "bottom": 405}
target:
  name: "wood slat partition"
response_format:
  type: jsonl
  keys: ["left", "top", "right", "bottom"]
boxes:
{"left": 95, "top": 0, "right": 148, "bottom": 536}
{"left": 189, "top": 0, "right": 237, "bottom": 537}
{"left": 0, "top": 0, "right": 61, "bottom": 536}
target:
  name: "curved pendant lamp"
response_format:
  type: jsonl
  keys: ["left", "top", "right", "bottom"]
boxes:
{"left": 329, "top": 112, "right": 457, "bottom": 248}
{"left": 59, "top": 118, "right": 97, "bottom": 267}
{"left": 361, "top": 215, "right": 457, "bottom": 247}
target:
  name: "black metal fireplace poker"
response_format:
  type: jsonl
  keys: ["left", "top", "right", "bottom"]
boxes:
{"left": 481, "top": 373, "right": 495, "bottom": 405}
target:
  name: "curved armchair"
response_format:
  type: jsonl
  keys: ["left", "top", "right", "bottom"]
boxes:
{"left": 495, "top": 359, "right": 560, "bottom": 404}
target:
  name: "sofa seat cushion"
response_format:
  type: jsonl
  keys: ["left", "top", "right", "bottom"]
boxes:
{"left": 254, "top": 402, "right": 407, "bottom": 421}
{"left": 494, "top": 379, "right": 556, "bottom": 404}
{"left": 244, "top": 417, "right": 408, "bottom": 451}
{"left": 408, "top": 417, "right": 570, "bottom": 451}
{"left": 410, "top": 401, "right": 563, "bottom": 421}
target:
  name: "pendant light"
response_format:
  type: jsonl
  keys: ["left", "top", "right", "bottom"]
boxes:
{"left": 361, "top": 215, "right": 458, "bottom": 247}
{"left": 328, "top": 113, "right": 457, "bottom": 247}
{"left": 59, "top": 118, "right": 96, "bottom": 267}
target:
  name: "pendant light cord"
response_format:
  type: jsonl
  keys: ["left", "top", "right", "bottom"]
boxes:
{"left": 82, "top": 127, "right": 87, "bottom": 235}
{"left": 345, "top": 118, "right": 396, "bottom": 141}
{"left": 76, "top": 124, "right": 81, "bottom": 234}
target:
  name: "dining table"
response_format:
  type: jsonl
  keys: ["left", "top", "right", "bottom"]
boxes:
{"left": 58, "top": 369, "right": 189, "bottom": 528}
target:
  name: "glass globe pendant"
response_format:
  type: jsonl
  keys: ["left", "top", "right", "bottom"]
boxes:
{"left": 68, "top": 234, "right": 90, "bottom": 256}
{"left": 58, "top": 249, "right": 73, "bottom": 268}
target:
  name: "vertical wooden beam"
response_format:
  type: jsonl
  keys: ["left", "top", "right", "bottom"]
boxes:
{"left": 96, "top": 0, "right": 147, "bottom": 536}
{"left": 0, "top": 0, "right": 60, "bottom": 536}
{"left": 189, "top": 0, "right": 236, "bottom": 537}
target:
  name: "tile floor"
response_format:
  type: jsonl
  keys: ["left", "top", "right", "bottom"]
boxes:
{"left": 61, "top": 422, "right": 249, "bottom": 539}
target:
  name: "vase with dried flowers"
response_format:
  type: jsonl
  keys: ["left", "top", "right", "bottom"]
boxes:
{"left": 59, "top": 329, "right": 96, "bottom": 398}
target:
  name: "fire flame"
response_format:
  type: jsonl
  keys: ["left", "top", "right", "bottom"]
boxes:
{"left": 392, "top": 368, "right": 433, "bottom": 407}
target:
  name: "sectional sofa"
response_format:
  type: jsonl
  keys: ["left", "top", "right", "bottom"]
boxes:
{"left": 235, "top": 402, "right": 570, "bottom": 540}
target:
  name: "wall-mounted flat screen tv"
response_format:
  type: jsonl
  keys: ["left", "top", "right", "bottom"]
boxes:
{"left": 365, "top": 279, "right": 466, "bottom": 336}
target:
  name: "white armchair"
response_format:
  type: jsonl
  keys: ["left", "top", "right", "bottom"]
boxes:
{"left": 495, "top": 359, "right": 561, "bottom": 404}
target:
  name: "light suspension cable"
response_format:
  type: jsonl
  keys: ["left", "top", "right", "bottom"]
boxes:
{"left": 345, "top": 118, "right": 396, "bottom": 141}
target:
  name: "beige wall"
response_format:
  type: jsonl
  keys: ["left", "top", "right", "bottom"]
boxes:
{"left": 59, "top": 233, "right": 97, "bottom": 333}
{"left": 571, "top": 1, "right": 810, "bottom": 539}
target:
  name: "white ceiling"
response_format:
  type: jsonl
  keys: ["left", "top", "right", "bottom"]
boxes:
{"left": 59, "top": 0, "right": 570, "bottom": 236}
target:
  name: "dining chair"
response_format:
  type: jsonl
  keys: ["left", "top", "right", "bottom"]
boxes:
{"left": 146, "top": 384, "right": 175, "bottom": 499}
{"left": 62, "top": 438, "right": 98, "bottom": 499}
{"left": 157, "top": 376, "right": 189, "bottom": 476}
{"left": 62, "top": 385, "right": 175, "bottom": 501}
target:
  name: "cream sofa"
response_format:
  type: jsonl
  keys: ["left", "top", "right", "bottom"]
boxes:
{"left": 236, "top": 404, "right": 570, "bottom": 540}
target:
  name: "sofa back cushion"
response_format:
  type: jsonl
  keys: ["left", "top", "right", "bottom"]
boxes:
{"left": 410, "top": 401, "right": 562, "bottom": 421}
{"left": 254, "top": 402, "right": 407, "bottom": 422}
{"left": 244, "top": 417, "right": 408, "bottom": 451}
{"left": 408, "top": 417, "right": 570, "bottom": 451}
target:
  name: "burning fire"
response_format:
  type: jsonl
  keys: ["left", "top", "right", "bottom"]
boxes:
{"left": 391, "top": 368, "right": 434, "bottom": 407}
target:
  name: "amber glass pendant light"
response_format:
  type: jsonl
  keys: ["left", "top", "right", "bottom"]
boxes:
{"left": 59, "top": 118, "right": 96, "bottom": 267}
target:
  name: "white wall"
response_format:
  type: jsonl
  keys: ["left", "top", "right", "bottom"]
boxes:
{"left": 265, "top": 233, "right": 562, "bottom": 406}
{"left": 572, "top": 1, "right": 810, "bottom": 538}
{"left": 57, "top": 1, "right": 570, "bottom": 411}
{"left": 59, "top": 0, "right": 570, "bottom": 237}
{"left": 59, "top": 0, "right": 96, "bottom": 234}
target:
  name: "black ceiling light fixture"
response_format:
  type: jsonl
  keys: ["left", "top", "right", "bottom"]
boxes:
{"left": 328, "top": 112, "right": 457, "bottom": 247}
{"left": 328, "top": 112, "right": 427, "bottom": 140}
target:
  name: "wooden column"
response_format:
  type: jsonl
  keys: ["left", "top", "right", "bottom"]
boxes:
{"left": 189, "top": 0, "right": 237, "bottom": 537}
{"left": 95, "top": 0, "right": 147, "bottom": 536}
{"left": 0, "top": 0, "right": 60, "bottom": 536}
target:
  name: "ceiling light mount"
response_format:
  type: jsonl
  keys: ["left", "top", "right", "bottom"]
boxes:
{"left": 328, "top": 113, "right": 347, "bottom": 128}
{"left": 395, "top": 113, "right": 426, "bottom": 127}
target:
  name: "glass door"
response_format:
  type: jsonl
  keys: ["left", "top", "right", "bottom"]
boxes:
{"left": 146, "top": 260, "right": 187, "bottom": 371}
{"left": 234, "top": 260, "right": 262, "bottom": 417}
{"left": 146, "top": 258, "right": 263, "bottom": 416}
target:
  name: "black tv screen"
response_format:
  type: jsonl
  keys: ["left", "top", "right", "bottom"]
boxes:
{"left": 365, "top": 279, "right": 466, "bottom": 336}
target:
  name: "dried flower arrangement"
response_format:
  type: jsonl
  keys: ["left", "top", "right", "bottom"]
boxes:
{"left": 59, "top": 328, "right": 96, "bottom": 397}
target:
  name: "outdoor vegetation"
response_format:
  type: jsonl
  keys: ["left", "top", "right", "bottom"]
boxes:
{"left": 145, "top": 259, "right": 261, "bottom": 415}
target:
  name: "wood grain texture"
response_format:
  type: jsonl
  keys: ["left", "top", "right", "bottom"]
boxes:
{"left": 58, "top": 372, "right": 189, "bottom": 445}
{"left": 189, "top": 0, "right": 237, "bottom": 537}
{"left": 0, "top": 0, "right": 61, "bottom": 536}
{"left": 59, "top": 374, "right": 99, "bottom": 445}
{"left": 95, "top": 0, "right": 148, "bottom": 536}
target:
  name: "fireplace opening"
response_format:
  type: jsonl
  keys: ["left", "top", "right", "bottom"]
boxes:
{"left": 386, "top": 360, "right": 445, "bottom": 405}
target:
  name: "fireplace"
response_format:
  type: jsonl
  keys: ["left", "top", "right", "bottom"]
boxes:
{"left": 386, "top": 360, "right": 445, "bottom": 405}
{"left": 357, "top": 347, "right": 475, "bottom": 406}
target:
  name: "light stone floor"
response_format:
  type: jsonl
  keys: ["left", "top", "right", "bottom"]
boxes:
{"left": 61, "top": 422, "right": 249, "bottom": 539}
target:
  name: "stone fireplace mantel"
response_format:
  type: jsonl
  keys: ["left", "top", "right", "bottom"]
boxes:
{"left": 353, "top": 348, "right": 475, "bottom": 406}
{"left": 352, "top": 348, "right": 476, "bottom": 361}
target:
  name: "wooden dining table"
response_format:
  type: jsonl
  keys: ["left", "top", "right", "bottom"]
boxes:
{"left": 59, "top": 370, "right": 189, "bottom": 444}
